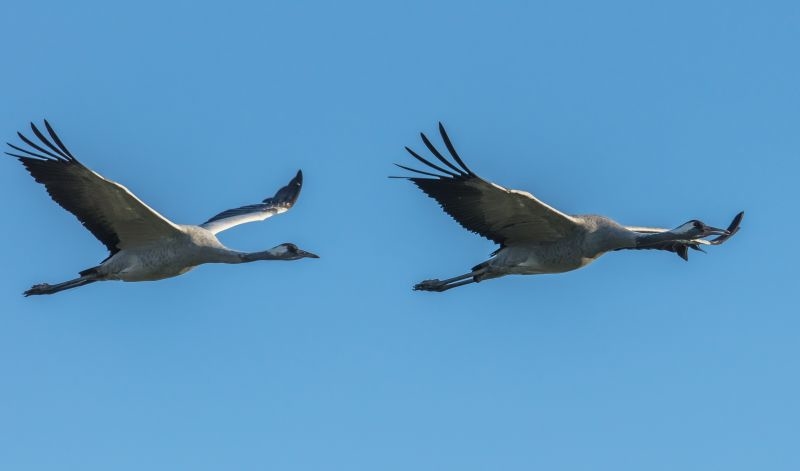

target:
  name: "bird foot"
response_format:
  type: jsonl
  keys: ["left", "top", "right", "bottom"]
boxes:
{"left": 413, "top": 279, "right": 446, "bottom": 292}
{"left": 24, "top": 283, "right": 52, "bottom": 296}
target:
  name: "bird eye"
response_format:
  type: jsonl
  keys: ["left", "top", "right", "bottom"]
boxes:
{"left": 693, "top": 221, "right": 703, "bottom": 229}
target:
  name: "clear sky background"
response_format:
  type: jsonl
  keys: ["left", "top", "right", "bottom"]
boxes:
{"left": 1, "top": 1, "right": 798, "bottom": 470}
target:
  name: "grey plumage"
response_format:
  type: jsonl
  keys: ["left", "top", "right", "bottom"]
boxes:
{"left": 396, "top": 123, "right": 743, "bottom": 292}
{"left": 6, "top": 121, "right": 319, "bottom": 296}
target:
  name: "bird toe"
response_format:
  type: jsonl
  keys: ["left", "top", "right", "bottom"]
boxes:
{"left": 23, "top": 283, "right": 51, "bottom": 296}
{"left": 413, "top": 279, "right": 443, "bottom": 291}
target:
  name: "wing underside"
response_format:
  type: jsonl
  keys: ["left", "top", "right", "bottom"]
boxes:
{"left": 6, "top": 121, "right": 183, "bottom": 255}
{"left": 394, "top": 123, "right": 578, "bottom": 245}
{"left": 200, "top": 170, "right": 303, "bottom": 234}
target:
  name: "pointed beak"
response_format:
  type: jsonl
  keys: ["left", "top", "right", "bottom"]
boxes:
{"left": 299, "top": 249, "right": 320, "bottom": 259}
{"left": 702, "top": 225, "right": 730, "bottom": 237}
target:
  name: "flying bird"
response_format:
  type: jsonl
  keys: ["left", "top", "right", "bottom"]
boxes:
{"left": 395, "top": 123, "right": 743, "bottom": 292}
{"left": 6, "top": 120, "right": 319, "bottom": 296}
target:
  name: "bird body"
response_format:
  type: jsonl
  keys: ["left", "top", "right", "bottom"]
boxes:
{"left": 6, "top": 121, "right": 318, "bottom": 296}
{"left": 396, "top": 124, "right": 742, "bottom": 292}
{"left": 468, "top": 216, "right": 635, "bottom": 280}
{"left": 91, "top": 226, "right": 233, "bottom": 282}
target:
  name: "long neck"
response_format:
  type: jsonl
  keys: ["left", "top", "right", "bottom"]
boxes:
{"left": 240, "top": 250, "right": 286, "bottom": 263}
{"left": 186, "top": 227, "right": 283, "bottom": 264}
{"left": 579, "top": 215, "right": 639, "bottom": 253}
{"left": 635, "top": 231, "right": 684, "bottom": 247}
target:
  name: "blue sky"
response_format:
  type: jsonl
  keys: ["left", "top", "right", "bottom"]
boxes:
{"left": 1, "top": 1, "right": 798, "bottom": 469}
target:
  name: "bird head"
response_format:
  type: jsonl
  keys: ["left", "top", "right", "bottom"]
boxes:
{"left": 269, "top": 243, "right": 320, "bottom": 260}
{"left": 672, "top": 219, "right": 731, "bottom": 239}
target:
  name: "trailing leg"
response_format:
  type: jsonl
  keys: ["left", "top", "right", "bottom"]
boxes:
{"left": 414, "top": 272, "right": 476, "bottom": 292}
{"left": 24, "top": 274, "right": 99, "bottom": 296}
{"left": 413, "top": 262, "right": 495, "bottom": 292}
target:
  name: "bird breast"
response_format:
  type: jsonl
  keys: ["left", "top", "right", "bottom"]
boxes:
{"left": 494, "top": 242, "right": 599, "bottom": 275}
{"left": 97, "top": 230, "right": 231, "bottom": 282}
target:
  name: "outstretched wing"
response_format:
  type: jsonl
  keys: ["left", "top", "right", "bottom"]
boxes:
{"left": 393, "top": 123, "right": 578, "bottom": 245}
{"left": 200, "top": 170, "right": 303, "bottom": 235}
{"left": 622, "top": 212, "right": 744, "bottom": 260}
{"left": 6, "top": 120, "right": 183, "bottom": 255}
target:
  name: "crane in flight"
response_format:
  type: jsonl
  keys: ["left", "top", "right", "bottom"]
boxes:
{"left": 6, "top": 120, "right": 318, "bottom": 296}
{"left": 395, "top": 123, "right": 742, "bottom": 292}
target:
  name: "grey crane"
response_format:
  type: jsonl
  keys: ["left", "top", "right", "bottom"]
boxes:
{"left": 6, "top": 120, "right": 319, "bottom": 296}
{"left": 395, "top": 123, "right": 743, "bottom": 292}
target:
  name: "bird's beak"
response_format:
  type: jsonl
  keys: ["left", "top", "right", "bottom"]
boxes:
{"left": 701, "top": 225, "right": 730, "bottom": 237}
{"left": 299, "top": 249, "right": 320, "bottom": 259}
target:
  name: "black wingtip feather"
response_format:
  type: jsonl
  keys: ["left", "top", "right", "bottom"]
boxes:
{"left": 392, "top": 163, "right": 445, "bottom": 178}
{"left": 438, "top": 122, "right": 473, "bottom": 175}
{"left": 6, "top": 142, "right": 51, "bottom": 160}
{"left": 708, "top": 211, "right": 744, "bottom": 245}
{"left": 394, "top": 124, "right": 478, "bottom": 180}
{"left": 263, "top": 170, "right": 303, "bottom": 205}
{"left": 291, "top": 169, "right": 303, "bottom": 188}
{"left": 30, "top": 122, "right": 71, "bottom": 160}
{"left": 404, "top": 146, "right": 460, "bottom": 177}
{"left": 44, "top": 120, "right": 76, "bottom": 159}
{"left": 16, "top": 130, "right": 63, "bottom": 160}
{"left": 4, "top": 121, "right": 78, "bottom": 163}
{"left": 420, "top": 132, "right": 464, "bottom": 175}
